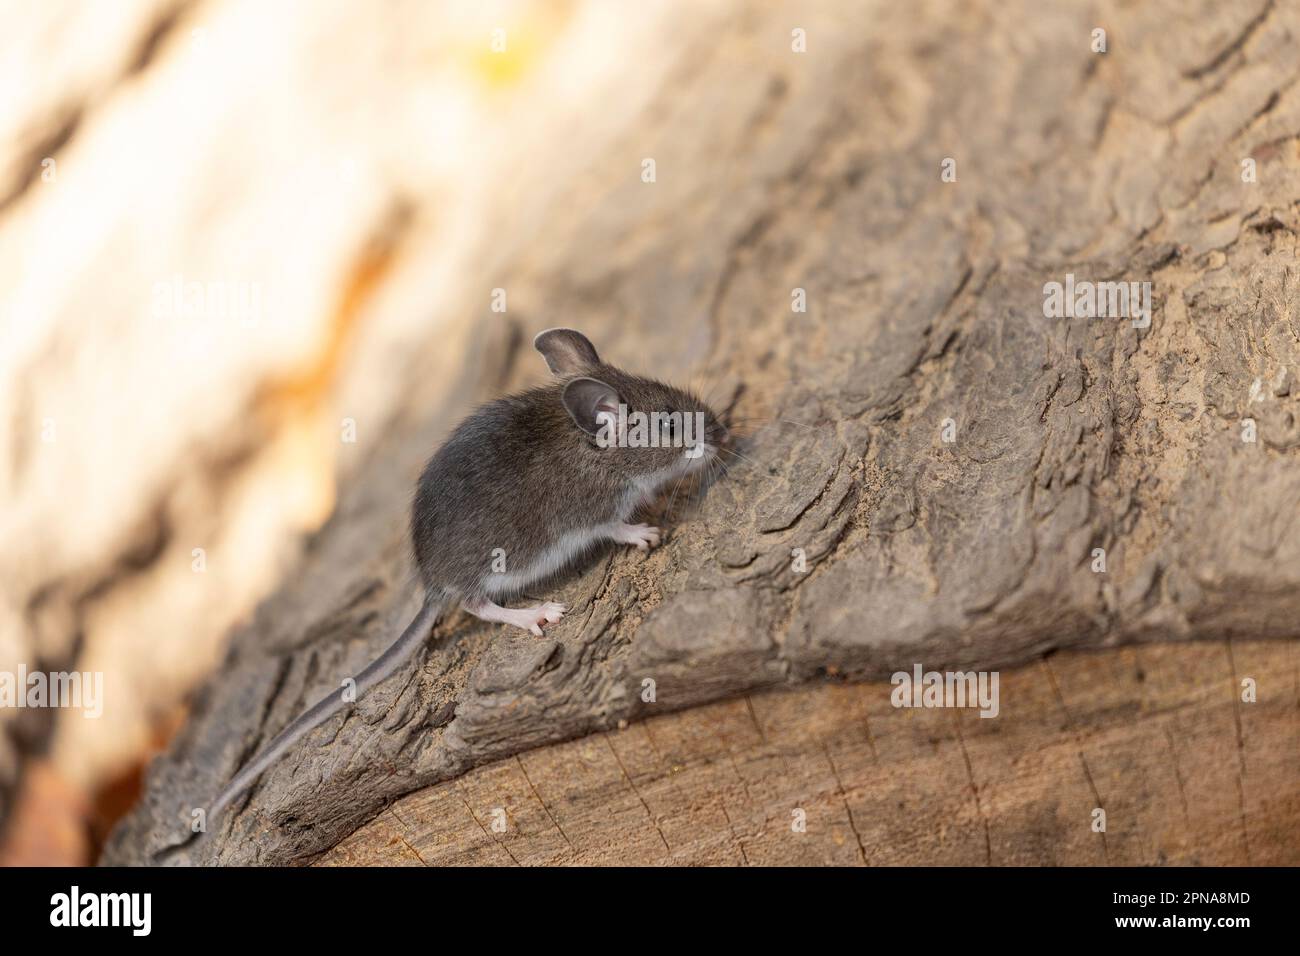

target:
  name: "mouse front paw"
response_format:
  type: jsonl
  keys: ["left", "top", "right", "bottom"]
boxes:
{"left": 613, "top": 522, "right": 661, "bottom": 551}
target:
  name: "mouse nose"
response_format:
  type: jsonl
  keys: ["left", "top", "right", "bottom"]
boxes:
{"left": 717, "top": 423, "right": 731, "bottom": 445}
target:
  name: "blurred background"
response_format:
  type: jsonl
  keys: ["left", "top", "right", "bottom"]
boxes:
{"left": 0, "top": 0, "right": 748, "bottom": 864}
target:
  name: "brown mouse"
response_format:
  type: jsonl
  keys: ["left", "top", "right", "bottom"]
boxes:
{"left": 194, "top": 328, "right": 727, "bottom": 830}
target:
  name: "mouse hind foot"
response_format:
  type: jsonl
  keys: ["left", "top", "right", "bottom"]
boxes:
{"left": 465, "top": 598, "right": 565, "bottom": 637}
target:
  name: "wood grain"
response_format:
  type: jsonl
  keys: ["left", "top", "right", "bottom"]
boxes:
{"left": 319, "top": 639, "right": 1299, "bottom": 866}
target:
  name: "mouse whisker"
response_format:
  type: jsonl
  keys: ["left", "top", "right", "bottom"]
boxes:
{"left": 709, "top": 456, "right": 731, "bottom": 487}
{"left": 714, "top": 459, "right": 738, "bottom": 496}
{"left": 717, "top": 445, "right": 773, "bottom": 474}
{"left": 665, "top": 470, "right": 690, "bottom": 521}
{"left": 724, "top": 415, "right": 816, "bottom": 431}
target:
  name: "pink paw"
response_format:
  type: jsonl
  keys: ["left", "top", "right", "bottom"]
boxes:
{"left": 614, "top": 523, "right": 661, "bottom": 551}
{"left": 521, "top": 601, "right": 566, "bottom": 636}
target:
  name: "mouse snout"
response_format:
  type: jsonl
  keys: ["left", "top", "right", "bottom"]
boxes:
{"left": 702, "top": 412, "right": 729, "bottom": 448}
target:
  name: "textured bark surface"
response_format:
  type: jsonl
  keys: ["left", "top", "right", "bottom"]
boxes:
{"left": 319, "top": 640, "right": 1299, "bottom": 866}
{"left": 101, "top": 0, "right": 1300, "bottom": 865}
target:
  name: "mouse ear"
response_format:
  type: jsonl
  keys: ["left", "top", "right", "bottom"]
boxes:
{"left": 534, "top": 328, "right": 601, "bottom": 375}
{"left": 562, "top": 377, "right": 620, "bottom": 437}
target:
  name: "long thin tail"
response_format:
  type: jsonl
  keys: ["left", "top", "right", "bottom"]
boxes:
{"left": 206, "top": 593, "right": 443, "bottom": 822}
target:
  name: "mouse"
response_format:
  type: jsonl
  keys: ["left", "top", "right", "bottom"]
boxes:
{"left": 195, "top": 327, "right": 728, "bottom": 832}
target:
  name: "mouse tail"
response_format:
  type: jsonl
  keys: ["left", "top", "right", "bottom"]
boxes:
{"left": 205, "top": 593, "right": 444, "bottom": 825}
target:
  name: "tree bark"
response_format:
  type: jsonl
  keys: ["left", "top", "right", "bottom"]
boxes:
{"left": 318, "top": 640, "right": 1298, "bottom": 866}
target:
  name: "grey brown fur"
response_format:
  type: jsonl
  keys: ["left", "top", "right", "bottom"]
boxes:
{"left": 414, "top": 361, "right": 726, "bottom": 605}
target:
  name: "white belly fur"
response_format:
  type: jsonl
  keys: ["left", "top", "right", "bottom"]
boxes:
{"left": 486, "top": 521, "right": 625, "bottom": 597}
{"left": 485, "top": 469, "right": 681, "bottom": 598}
